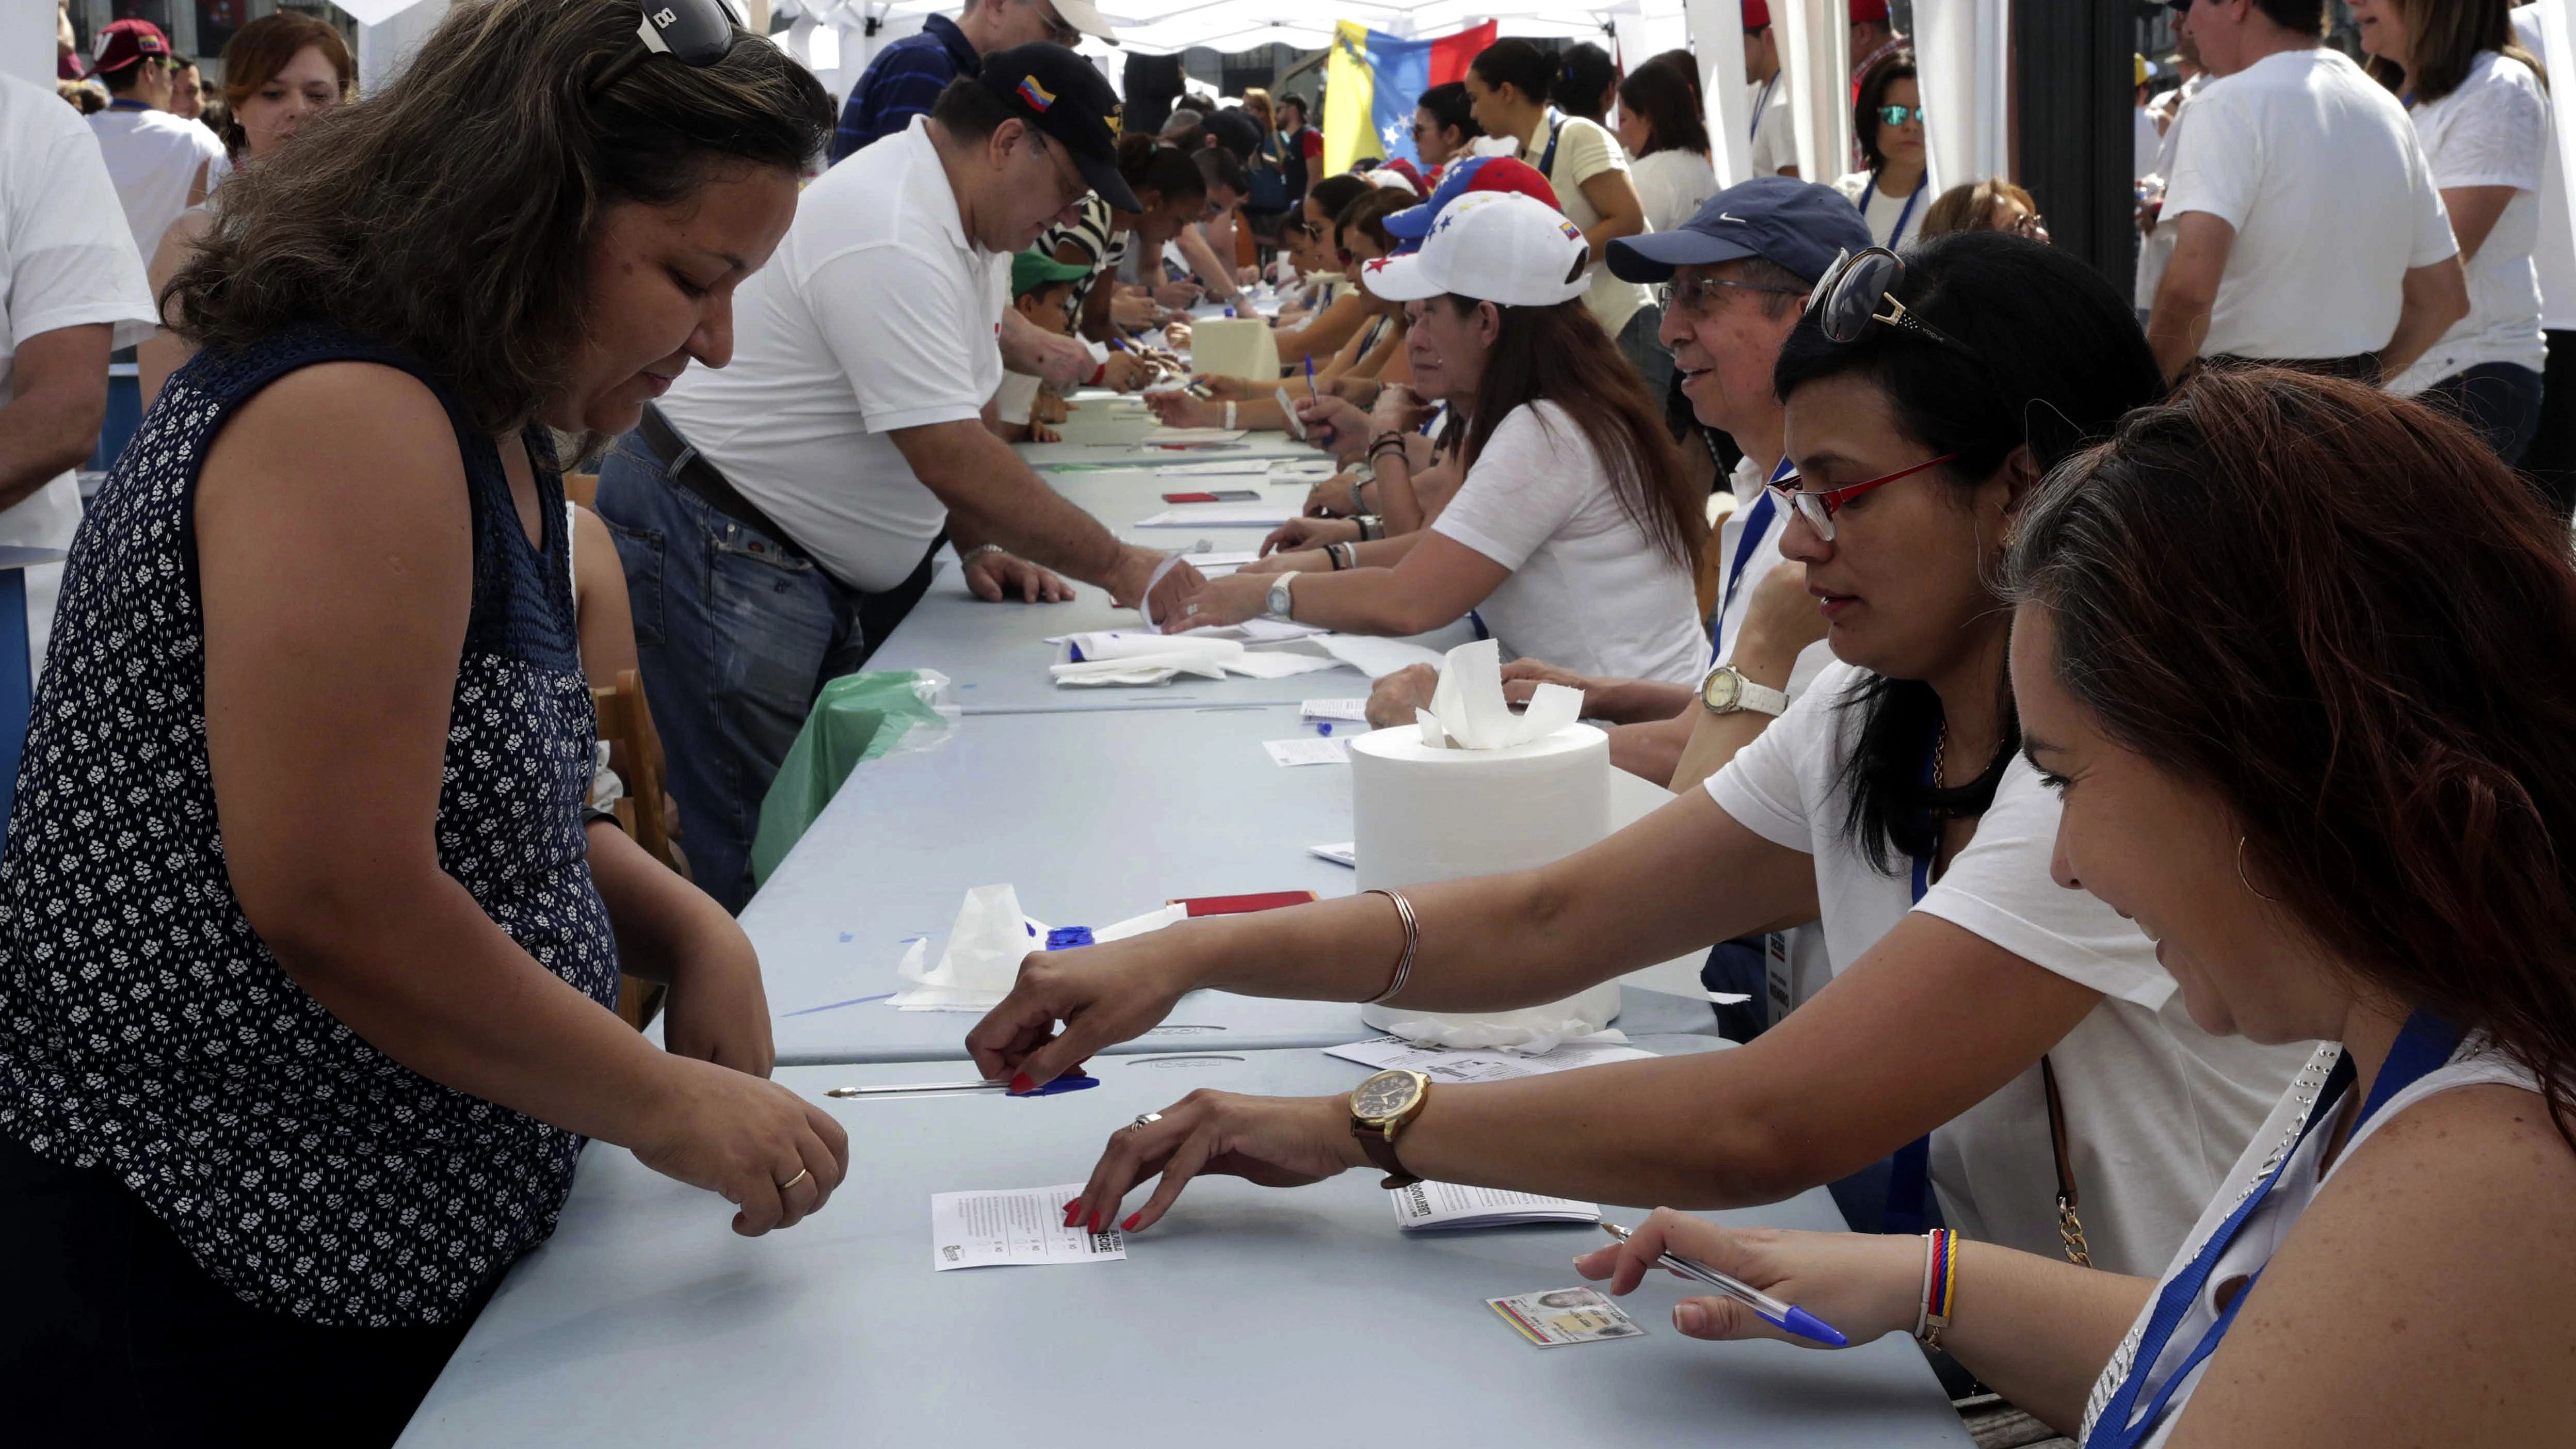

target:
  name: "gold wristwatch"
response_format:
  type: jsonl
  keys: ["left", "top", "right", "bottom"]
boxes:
{"left": 1349, "top": 1068, "right": 1431, "bottom": 1188}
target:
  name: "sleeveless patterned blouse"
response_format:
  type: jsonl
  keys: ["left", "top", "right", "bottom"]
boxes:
{"left": 0, "top": 329, "right": 619, "bottom": 1328}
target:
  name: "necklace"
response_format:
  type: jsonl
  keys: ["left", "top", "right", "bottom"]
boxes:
{"left": 1931, "top": 719, "right": 1949, "bottom": 790}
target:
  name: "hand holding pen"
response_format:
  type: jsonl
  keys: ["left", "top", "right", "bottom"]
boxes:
{"left": 1573, "top": 1208, "right": 1902, "bottom": 1350}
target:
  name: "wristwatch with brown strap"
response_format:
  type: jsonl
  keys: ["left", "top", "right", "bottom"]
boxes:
{"left": 1348, "top": 1068, "right": 1431, "bottom": 1188}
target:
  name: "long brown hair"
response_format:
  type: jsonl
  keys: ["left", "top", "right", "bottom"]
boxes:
{"left": 2006, "top": 367, "right": 2576, "bottom": 1147}
{"left": 167, "top": 0, "right": 831, "bottom": 436}
{"left": 2364, "top": 0, "right": 2542, "bottom": 104}
{"left": 1436, "top": 297, "right": 1704, "bottom": 570}
{"left": 214, "top": 11, "right": 353, "bottom": 160}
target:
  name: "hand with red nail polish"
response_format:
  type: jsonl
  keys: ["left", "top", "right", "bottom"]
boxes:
{"left": 1008, "top": 1073, "right": 1035, "bottom": 1096}
{"left": 1062, "top": 1089, "right": 1360, "bottom": 1239}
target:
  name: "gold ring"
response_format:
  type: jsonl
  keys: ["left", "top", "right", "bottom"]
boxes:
{"left": 778, "top": 1167, "right": 811, "bottom": 1192}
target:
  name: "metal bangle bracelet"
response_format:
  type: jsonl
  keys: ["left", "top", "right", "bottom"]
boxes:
{"left": 1362, "top": 888, "right": 1419, "bottom": 1003}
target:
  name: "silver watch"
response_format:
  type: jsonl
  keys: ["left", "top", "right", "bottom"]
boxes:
{"left": 1264, "top": 572, "right": 1297, "bottom": 621}
{"left": 1699, "top": 663, "right": 1789, "bottom": 717}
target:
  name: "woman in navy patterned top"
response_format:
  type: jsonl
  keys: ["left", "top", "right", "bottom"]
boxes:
{"left": 0, "top": 1, "right": 846, "bottom": 1440}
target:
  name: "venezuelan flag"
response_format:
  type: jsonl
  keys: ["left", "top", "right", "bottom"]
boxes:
{"left": 1323, "top": 19, "right": 1498, "bottom": 176}
{"left": 1017, "top": 74, "right": 1057, "bottom": 111}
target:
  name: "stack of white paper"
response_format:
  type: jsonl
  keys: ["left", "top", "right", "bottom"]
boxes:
{"left": 1391, "top": 1182, "right": 1599, "bottom": 1233}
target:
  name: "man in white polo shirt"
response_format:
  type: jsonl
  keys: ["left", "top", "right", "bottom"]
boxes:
{"left": 595, "top": 46, "right": 1202, "bottom": 911}
{"left": 2146, "top": 0, "right": 2467, "bottom": 382}
{"left": 0, "top": 72, "right": 158, "bottom": 690}
{"left": 83, "top": 20, "right": 222, "bottom": 265}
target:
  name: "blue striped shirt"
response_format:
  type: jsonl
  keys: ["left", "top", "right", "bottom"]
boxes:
{"left": 828, "top": 14, "right": 980, "bottom": 165}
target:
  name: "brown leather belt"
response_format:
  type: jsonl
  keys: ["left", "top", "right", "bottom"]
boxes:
{"left": 635, "top": 405, "right": 808, "bottom": 560}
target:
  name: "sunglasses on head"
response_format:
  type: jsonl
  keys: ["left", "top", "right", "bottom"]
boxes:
{"left": 1806, "top": 247, "right": 1983, "bottom": 364}
{"left": 590, "top": 0, "right": 743, "bottom": 98}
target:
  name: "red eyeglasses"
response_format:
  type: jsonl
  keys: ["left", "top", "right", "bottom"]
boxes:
{"left": 1768, "top": 453, "right": 1959, "bottom": 541}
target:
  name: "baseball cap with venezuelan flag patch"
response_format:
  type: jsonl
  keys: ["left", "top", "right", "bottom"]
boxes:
{"left": 977, "top": 44, "right": 1139, "bottom": 212}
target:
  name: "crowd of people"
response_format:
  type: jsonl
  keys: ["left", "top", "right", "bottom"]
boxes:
{"left": 3, "top": 0, "right": 2575, "bottom": 1442}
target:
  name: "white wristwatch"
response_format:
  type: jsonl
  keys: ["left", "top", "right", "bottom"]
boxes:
{"left": 1699, "top": 663, "right": 1788, "bottom": 717}
{"left": 1264, "top": 572, "right": 1297, "bottom": 621}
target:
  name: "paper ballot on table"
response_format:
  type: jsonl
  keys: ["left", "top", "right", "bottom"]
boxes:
{"left": 1301, "top": 698, "right": 1372, "bottom": 722}
{"left": 1155, "top": 458, "right": 1274, "bottom": 477}
{"left": 1316, "top": 635, "right": 1445, "bottom": 680}
{"left": 1135, "top": 503, "right": 1300, "bottom": 528}
{"left": 1391, "top": 1182, "right": 1599, "bottom": 1232}
{"left": 1326, "top": 1034, "right": 1654, "bottom": 1081}
{"left": 1309, "top": 841, "right": 1357, "bottom": 866}
{"left": 1142, "top": 427, "right": 1250, "bottom": 443}
{"left": 930, "top": 1185, "right": 1125, "bottom": 1270}
{"left": 1265, "top": 737, "right": 1348, "bottom": 767}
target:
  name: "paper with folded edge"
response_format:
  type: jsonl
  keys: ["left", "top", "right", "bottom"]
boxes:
{"left": 1415, "top": 638, "right": 1583, "bottom": 750}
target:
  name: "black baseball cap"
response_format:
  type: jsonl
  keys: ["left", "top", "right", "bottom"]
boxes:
{"left": 1606, "top": 175, "right": 1871, "bottom": 286}
{"left": 977, "top": 45, "right": 1139, "bottom": 213}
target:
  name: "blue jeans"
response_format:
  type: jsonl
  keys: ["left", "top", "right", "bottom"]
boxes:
{"left": 2422, "top": 361, "right": 2545, "bottom": 465}
{"left": 593, "top": 434, "right": 935, "bottom": 911}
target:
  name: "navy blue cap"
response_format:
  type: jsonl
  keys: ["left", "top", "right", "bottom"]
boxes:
{"left": 1606, "top": 175, "right": 1871, "bottom": 286}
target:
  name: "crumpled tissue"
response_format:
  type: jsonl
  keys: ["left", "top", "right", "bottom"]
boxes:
{"left": 1416, "top": 639, "right": 1583, "bottom": 750}
{"left": 1050, "top": 631, "right": 1344, "bottom": 688}
{"left": 886, "top": 884, "right": 1189, "bottom": 1010}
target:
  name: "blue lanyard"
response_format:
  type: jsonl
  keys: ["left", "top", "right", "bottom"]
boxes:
{"left": 1750, "top": 75, "right": 1778, "bottom": 144}
{"left": 1871, "top": 168, "right": 1928, "bottom": 247}
{"left": 1718, "top": 485, "right": 1781, "bottom": 623}
{"left": 1535, "top": 109, "right": 1567, "bottom": 179}
{"left": 2084, "top": 1010, "right": 2465, "bottom": 1449}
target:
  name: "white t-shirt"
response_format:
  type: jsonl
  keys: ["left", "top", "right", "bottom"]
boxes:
{"left": 2134, "top": 105, "right": 2164, "bottom": 181}
{"left": 84, "top": 102, "right": 222, "bottom": 264}
{"left": 2390, "top": 50, "right": 2549, "bottom": 391}
{"left": 1521, "top": 111, "right": 1655, "bottom": 336}
{"left": 2080, "top": 1039, "right": 2542, "bottom": 1448}
{"left": 2163, "top": 46, "right": 2455, "bottom": 361}
{"left": 1831, "top": 170, "right": 1929, "bottom": 250}
{"left": 2508, "top": 7, "right": 2576, "bottom": 330}
{"left": 1706, "top": 662, "right": 2310, "bottom": 1276}
{"left": 1748, "top": 74, "right": 1797, "bottom": 177}
{"left": 2138, "top": 73, "right": 2208, "bottom": 309}
{"left": 1467, "top": 134, "right": 1522, "bottom": 161}
{"left": 2, "top": 75, "right": 159, "bottom": 671}
{"left": 1629, "top": 147, "right": 1719, "bottom": 236}
{"left": 653, "top": 117, "right": 1007, "bottom": 593}
{"left": 1430, "top": 400, "right": 1706, "bottom": 685}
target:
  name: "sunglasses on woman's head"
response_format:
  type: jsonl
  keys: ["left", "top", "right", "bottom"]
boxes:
{"left": 589, "top": 0, "right": 742, "bottom": 98}
{"left": 1806, "top": 247, "right": 1984, "bottom": 364}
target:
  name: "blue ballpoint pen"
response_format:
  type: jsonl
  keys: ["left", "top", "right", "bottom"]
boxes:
{"left": 1303, "top": 356, "right": 1319, "bottom": 403}
{"left": 1599, "top": 1221, "right": 1850, "bottom": 1347}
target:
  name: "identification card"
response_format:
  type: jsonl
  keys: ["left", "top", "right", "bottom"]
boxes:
{"left": 1486, "top": 1287, "right": 1648, "bottom": 1347}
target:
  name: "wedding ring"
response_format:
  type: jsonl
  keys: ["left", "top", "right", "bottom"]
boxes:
{"left": 1185, "top": 604, "right": 1201, "bottom": 615}
{"left": 1130, "top": 1112, "right": 1163, "bottom": 1131}
{"left": 778, "top": 1167, "right": 811, "bottom": 1192}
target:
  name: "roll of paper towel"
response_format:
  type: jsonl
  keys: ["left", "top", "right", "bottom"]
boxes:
{"left": 1189, "top": 317, "right": 1281, "bottom": 383}
{"left": 1348, "top": 721, "right": 1623, "bottom": 1046}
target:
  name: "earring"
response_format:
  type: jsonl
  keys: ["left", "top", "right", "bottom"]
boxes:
{"left": 2236, "top": 836, "right": 2279, "bottom": 903}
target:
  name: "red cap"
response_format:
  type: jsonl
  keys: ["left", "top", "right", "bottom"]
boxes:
{"left": 90, "top": 19, "right": 172, "bottom": 77}
{"left": 1849, "top": 0, "right": 1891, "bottom": 22}
{"left": 1382, "top": 156, "right": 1562, "bottom": 242}
{"left": 1743, "top": 0, "right": 1771, "bottom": 29}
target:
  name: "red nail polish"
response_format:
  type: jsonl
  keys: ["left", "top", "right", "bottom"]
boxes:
{"left": 1122, "top": 1213, "right": 1141, "bottom": 1231}
{"left": 1064, "top": 1202, "right": 1081, "bottom": 1226}
{"left": 1089, "top": 1212, "right": 1104, "bottom": 1233}
{"left": 1009, "top": 1073, "right": 1035, "bottom": 1095}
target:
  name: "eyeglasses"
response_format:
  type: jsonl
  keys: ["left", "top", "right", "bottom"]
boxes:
{"left": 1034, "top": 1, "right": 1083, "bottom": 46}
{"left": 1655, "top": 275, "right": 1805, "bottom": 316}
{"left": 1767, "top": 453, "right": 1959, "bottom": 541}
{"left": 1876, "top": 104, "right": 1927, "bottom": 127}
{"left": 2005, "top": 211, "right": 2049, "bottom": 240}
{"left": 1807, "top": 247, "right": 1983, "bottom": 362}
{"left": 590, "top": 0, "right": 742, "bottom": 97}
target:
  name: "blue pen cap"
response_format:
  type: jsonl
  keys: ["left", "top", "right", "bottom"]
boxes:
{"left": 1045, "top": 926, "right": 1096, "bottom": 950}
{"left": 1779, "top": 1306, "right": 1849, "bottom": 1348}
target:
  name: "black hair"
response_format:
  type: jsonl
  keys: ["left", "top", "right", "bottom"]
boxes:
{"left": 1416, "top": 82, "right": 1482, "bottom": 144}
{"left": 1280, "top": 93, "right": 1308, "bottom": 121}
{"left": 1618, "top": 54, "right": 1709, "bottom": 157}
{"left": 1853, "top": 50, "right": 1917, "bottom": 171}
{"left": 1470, "top": 39, "right": 1556, "bottom": 106}
{"left": 1768, "top": 232, "right": 2166, "bottom": 872}
{"left": 1305, "top": 172, "right": 1371, "bottom": 222}
{"left": 1195, "top": 143, "right": 1247, "bottom": 198}
{"left": 1558, "top": 41, "right": 1618, "bottom": 122}
{"left": 1204, "top": 107, "right": 1264, "bottom": 162}
{"left": 933, "top": 74, "right": 1022, "bottom": 143}
{"left": 1117, "top": 133, "right": 1205, "bottom": 208}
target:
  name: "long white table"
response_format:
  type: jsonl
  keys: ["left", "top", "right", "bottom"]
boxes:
{"left": 400, "top": 1049, "right": 1971, "bottom": 1447}
{"left": 749, "top": 704, "right": 1719, "bottom": 1065}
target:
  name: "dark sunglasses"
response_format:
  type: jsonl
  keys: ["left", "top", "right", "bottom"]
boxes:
{"left": 590, "top": 0, "right": 742, "bottom": 98}
{"left": 1875, "top": 104, "right": 1926, "bottom": 127}
{"left": 1807, "top": 247, "right": 1983, "bottom": 363}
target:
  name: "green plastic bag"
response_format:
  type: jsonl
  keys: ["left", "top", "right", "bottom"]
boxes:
{"left": 749, "top": 669, "right": 958, "bottom": 886}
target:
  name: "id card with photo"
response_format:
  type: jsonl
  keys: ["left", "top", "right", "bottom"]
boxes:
{"left": 1486, "top": 1286, "right": 1648, "bottom": 1347}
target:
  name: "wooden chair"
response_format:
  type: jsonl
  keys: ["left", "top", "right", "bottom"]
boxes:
{"left": 592, "top": 667, "right": 680, "bottom": 1029}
